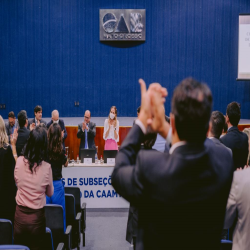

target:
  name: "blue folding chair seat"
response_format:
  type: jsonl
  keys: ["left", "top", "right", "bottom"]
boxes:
{"left": 0, "top": 219, "right": 13, "bottom": 245}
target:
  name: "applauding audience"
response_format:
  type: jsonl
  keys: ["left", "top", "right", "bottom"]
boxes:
{"left": 14, "top": 126, "right": 53, "bottom": 250}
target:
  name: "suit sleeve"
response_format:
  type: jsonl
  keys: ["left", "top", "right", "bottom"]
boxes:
{"left": 224, "top": 172, "right": 238, "bottom": 229}
{"left": 61, "top": 121, "right": 67, "bottom": 140}
{"left": 88, "top": 122, "right": 96, "bottom": 138}
{"left": 77, "top": 124, "right": 85, "bottom": 139}
{"left": 111, "top": 124, "right": 145, "bottom": 204}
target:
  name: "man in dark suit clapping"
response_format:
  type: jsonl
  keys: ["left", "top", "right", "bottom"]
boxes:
{"left": 47, "top": 110, "right": 67, "bottom": 149}
{"left": 29, "top": 105, "right": 47, "bottom": 130}
{"left": 112, "top": 78, "right": 234, "bottom": 250}
{"left": 77, "top": 110, "right": 96, "bottom": 155}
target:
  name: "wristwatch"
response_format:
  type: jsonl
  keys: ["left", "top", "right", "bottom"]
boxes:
{"left": 114, "top": 128, "right": 116, "bottom": 131}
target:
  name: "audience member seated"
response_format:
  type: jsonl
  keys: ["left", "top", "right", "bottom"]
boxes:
{"left": 112, "top": 78, "right": 234, "bottom": 249}
{"left": 77, "top": 110, "right": 96, "bottom": 155}
{"left": 29, "top": 105, "right": 47, "bottom": 130}
{"left": 47, "top": 110, "right": 67, "bottom": 149}
{"left": 14, "top": 126, "right": 53, "bottom": 250}
{"left": 46, "top": 123, "right": 68, "bottom": 232}
{"left": 126, "top": 132, "right": 157, "bottom": 250}
{"left": 5, "top": 111, "right": 18, "bottom": 142}
{"left": 16, "top": 110, "right": 30, "bottom": 157}
{"left": 208, "top": 111, "right": 232, "bottom": 156}
{"left": 224, "top": 140, "right": 250, "bottom": 250}
{"left": 0, "top": 115, "right": 17, "bottom": 223}
{"left": 103, "top": 106, "right": 119, "bottom": 150}
{"left": 220, "top": 102, "right": 249, "bottom": 170}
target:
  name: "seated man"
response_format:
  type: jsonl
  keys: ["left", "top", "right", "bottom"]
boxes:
{"left": 77, "top": 110, "right": 96, "bottom": 155}
{"left": 47, "top": 110, "right": 67, "bottom": 149}
{"left": 29, "top": 105, "right": 47, "bottom": 130}
{"left": 5, "top": 111, "right": 18, "bottom": 141}
{"left": 208, "top": 111, "right": 232, "bottom": 156}
{"left": 220, "top": 102, "right": 248, "bottom": 169}
{"left": 112, "top": 78, "right": 234, "bottom": 250}
{"left": 16, "top": 110, "right": 30, "bottom": 156}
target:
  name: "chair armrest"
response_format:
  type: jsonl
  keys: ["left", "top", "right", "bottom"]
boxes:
{"left": 64, "top": 225, "right": 72, "bottom": 250}
{"left": 81, "top": 202, "right": 86, "bottom": 232}
{"left": 76, "top": 212, "right": 81, "bottom": 221}
{"left": 56, "top": 243, "right": 64, "bottom": 250}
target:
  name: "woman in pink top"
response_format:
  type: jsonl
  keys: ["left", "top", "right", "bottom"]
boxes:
{"left": 103, "top": 106, "right": 119, "bottom": 150}
{"left": 14, "top": 126, "right": 53, "bottom": 250}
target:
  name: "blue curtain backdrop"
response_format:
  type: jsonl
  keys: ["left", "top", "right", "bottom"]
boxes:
{"left": 0, "top": 0, "right": 250, "bottom": 118}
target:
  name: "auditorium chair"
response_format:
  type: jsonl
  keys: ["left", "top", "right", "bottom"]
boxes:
{"left": 65, "top": 194, "right": 81, "bottom": 250}
{"left": 45, "top": 227, "right": 65, "bottom": 250}
{"left": 0, "top": 219, "right": 13, "bottom": 244}
{"left": 45, "top": 205, "right": 72, "bottom": 250}
{"left": 64, "top": 186, "right": 86, "bottom": 246}
{"left": 0, "top": 246, "right": 30, "bottom": 250}
{"left": 220, "top": 239, "right": 232, "bottom": 250}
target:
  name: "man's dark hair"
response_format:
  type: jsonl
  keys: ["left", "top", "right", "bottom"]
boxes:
{"left": 226, "top": 102, "right": 241, "bottom": 126}
{"left": 22, "top": 126, "right": 48, "bottom": 173}
{"left": 18, "top": 110, "right": 28, "bottom": 128}
{"left": 34, "top": 105, "right": 42, "bottom": 113}
{"left": 137, "top": 106, "right": 141, "bottom": 114}
{"left": 171, "top": 78, "right": 213, "bottom": 143}
{"left": 210, "top": 111, "right": 225, "bottom": 139}
{"left": 8, "top": 111, "right": 15, "bottom": 119}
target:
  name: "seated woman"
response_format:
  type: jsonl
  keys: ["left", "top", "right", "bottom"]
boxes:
{"left": 103, "top": 106, "right": 119, "bottom": 150}
{"left": 0, "top": 115, "right": 17, "bottom": 223}
{"left": 14, "top": 126, "right": 54, "bottom": 250}
{"left": 46, "top": 123, "right": 68, "bottom": 232}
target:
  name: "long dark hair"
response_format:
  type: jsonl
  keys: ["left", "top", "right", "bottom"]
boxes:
{"left": 23, "top": 126, "right": 48, "bottom": 173}
{"left": 48, "top": 123, "right": 63, "bottom": 161}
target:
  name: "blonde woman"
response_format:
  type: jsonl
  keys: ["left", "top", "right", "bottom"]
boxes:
{"left": 103, "top": 106, "right": 119, "bottom": 150}
{"left": 0, "top": 115, "right": 17, "bottom": 222}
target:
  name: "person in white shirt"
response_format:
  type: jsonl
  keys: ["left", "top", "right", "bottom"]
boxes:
{"left": 103, "top": 106, "right": 119, "bottom": 150}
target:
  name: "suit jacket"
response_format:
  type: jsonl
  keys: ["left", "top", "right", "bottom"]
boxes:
{"left": 0, "top": 145, "right": 17, "bottom": 222}
{"left": 112, "top": 125, "right": 234, "bottom": 250}
{"left": 210, "top": 137, "right": 232, "bottom": 157}
{"left": 5, "top": 120, "right": 19, "bottom": 142}
{"left": 29, "top": 118, "right": 47, "bottom": 127}
{"left": 47, "top": 119, "right": 68, "bottom": 149}
{"left": 16, "top": 127, "right": 30, "bottom": 156}
{"left": 77, "top": 121, "right": 96, "bottom": 154}
{"left": 224, "top": 168, "right": 250, "bottom": 250}
{"left": 220, "top": 126, "right": 249, "bottom": 170}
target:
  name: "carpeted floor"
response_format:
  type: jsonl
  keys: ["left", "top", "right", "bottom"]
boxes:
{"left": 79, "top": 208, "right": 131, "bottom": 250}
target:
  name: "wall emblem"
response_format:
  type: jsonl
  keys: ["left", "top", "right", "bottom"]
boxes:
{"left": 100, "top": 9, "right": 146, "bottom": 41}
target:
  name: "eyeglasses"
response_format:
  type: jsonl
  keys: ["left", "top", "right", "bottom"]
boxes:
{"left": 84, "top": 116, "right": 90, "bottom": 119}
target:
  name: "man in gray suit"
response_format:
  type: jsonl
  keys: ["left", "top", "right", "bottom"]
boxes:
{"left": 224, "top": 163, "right": 250, "bottom": 250}
{"left": 77, "top": 110, "right": 96, "bottom": 155}
{"left": 208, "top": 111, "right": 232, "bottom": 156}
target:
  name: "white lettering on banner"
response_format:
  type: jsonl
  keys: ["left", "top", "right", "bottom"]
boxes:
{"left": 107, "top": 158, "right": 115, "bottom": 164}
{"left": 62, "top": 166, "right": 129, "bottom": 208}
{"left": 84, "top": 158, "right": 92, "bottom": 164}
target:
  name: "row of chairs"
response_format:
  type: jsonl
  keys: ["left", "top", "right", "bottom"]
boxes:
{"left": 0, "top": 187, "right": 86, "bottom": 250}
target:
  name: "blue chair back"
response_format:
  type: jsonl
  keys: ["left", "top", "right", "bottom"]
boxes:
{"left": 0, "top": 219, "right": 13, "bottom": 244}
{"left": 221, "top": 239, "right": 232, "bottom": 250}
{"left": 0, "top": 246, "right": 30, "bottom": 250}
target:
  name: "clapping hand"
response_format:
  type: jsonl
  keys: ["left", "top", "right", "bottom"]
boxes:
{"left": 10, "top": 128, "right": 18, "bottom": 146}
{"left": 138, "top": 78, "right": 169, "bottom": 138}
{"left": 30, "top": 123, "right": 36, "bottom": 131}
{"left": 61, "top": 130, "right": 64, "bottom": 138}
{"left": 82, "top": 122, "right": 87, "bottom": 130}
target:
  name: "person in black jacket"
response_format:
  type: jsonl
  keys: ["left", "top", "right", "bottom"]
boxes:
{"left": 16, "top": 110, "right": 30, "bottom": 156}
{"left": 29, "top": 105, "right": 47, "bottom": 130}
{"left": 46, "top": 110, "right": 67, "bottom": 149}
{"left": 46, "top": 123, "right": 68, "bottom": 232}
{"left": 112, "top": 78, "right": 234, "bottom": 250}
{"left": 220, "top": 102, "right": 249, "bottom": 170}
{"left": 0, "top": 115, "right": 17, "bottom": 222}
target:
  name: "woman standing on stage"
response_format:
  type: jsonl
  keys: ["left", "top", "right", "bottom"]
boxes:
{"left": 103, "top": 106, "right": 119, "bottom": 150}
